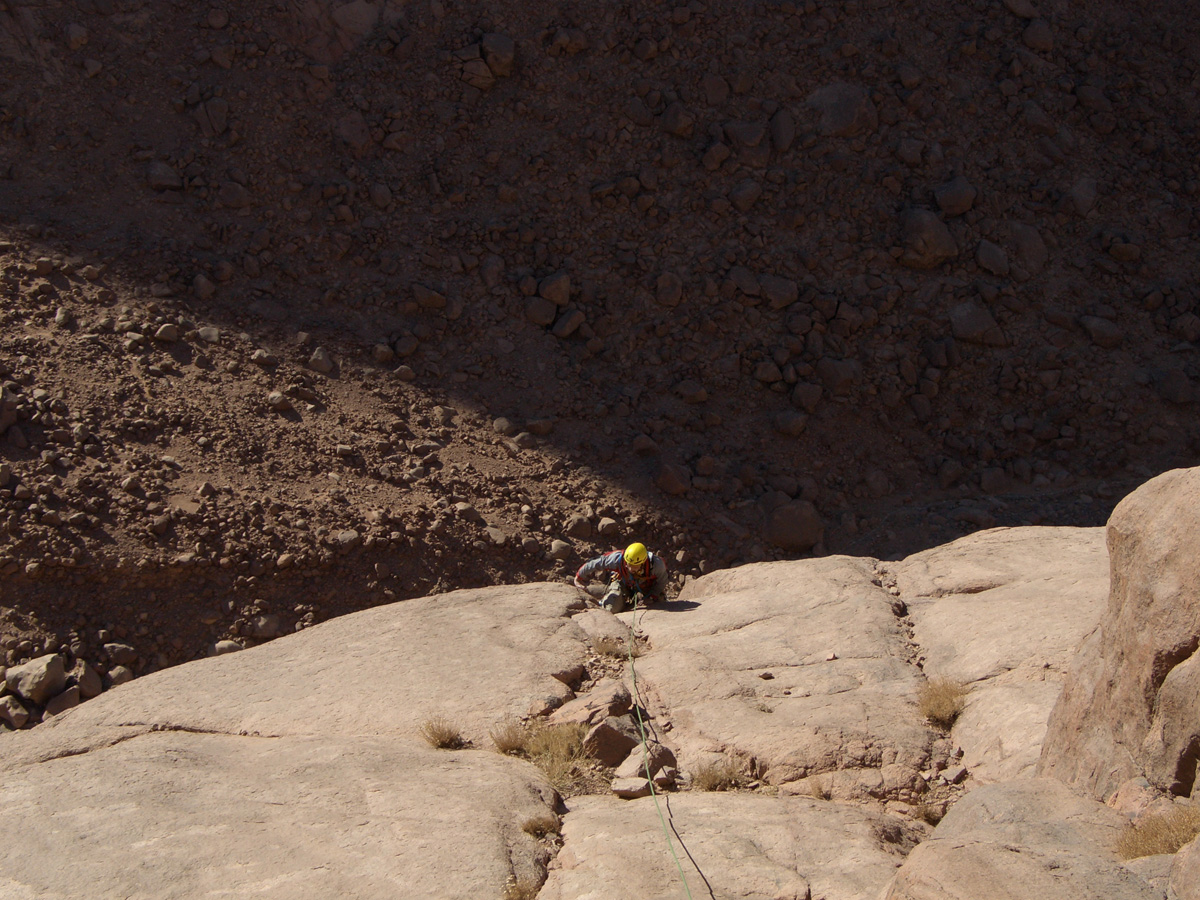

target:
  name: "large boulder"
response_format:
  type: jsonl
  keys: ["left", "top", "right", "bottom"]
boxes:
{"left": 889, "top": 527, "right": 1109, "bottom": 783}
{"left": 883, "top": 779, "right": 1163, "bottom": 900}
{"left": 631, "top": 558, "right": 936, "bottom": 799}
{"left": 5, "top": 654, "right": 66, "bottom": 705}
{"left": 1039, "top": 468, "right": 1200, "bottom": 801}
{"left": 541, "top": 793, "right": 918, "bottom": 900}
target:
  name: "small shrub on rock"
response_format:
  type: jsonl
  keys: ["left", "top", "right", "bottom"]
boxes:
{"left": 918, "top": 677, "right": 969, "bottom": 729}
{"left": 490, "top": 719, "right": 529, "bottom": 756}
{"left": 691, "top": 755, "right": 746, "bottom": 792}
{"left": 1116, "top": 806, "right": 1200, "bottom": 859}
{"left": 503, "top": 875, "right": 542, "bottom": 900}
{"left": 420, "top": 716, "right": 466, "bottom": 749}
{"left": 521, "top": 813, "right": 561, "bottom": 839}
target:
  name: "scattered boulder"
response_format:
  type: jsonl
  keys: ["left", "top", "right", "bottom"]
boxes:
{"left": 934, "top": 176, "right": 977, "bottom": 217}
{"left": 765, "top": 501, "right": 823, "bottom": 552}
{"left": 807, "top": 83, "right": 878, "bottom": 137}
{"left": 899, "top": 209, "right": 958, "bottom": 269}
{"left": 5, "top": 654, "right": 66, "bottom": 705}
{"left": 950, "top": 299, "right": 1005, "bottom": 346}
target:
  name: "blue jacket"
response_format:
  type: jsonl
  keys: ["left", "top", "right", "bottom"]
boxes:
{"left": 576, "top": 550, "right": 668, "bottom": 603}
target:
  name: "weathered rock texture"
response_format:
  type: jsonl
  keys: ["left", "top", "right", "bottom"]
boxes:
{"left": 542, "top": 793, "right": 917, "bottom": 900}
{"left": 890, "top": 527, "right": 1108, "bottom": 782}
{"left": 1040, "top": 468, "right": 1200, "bottom": 802}
{"left": 883, "top": 779, "right": 1163, "bottom": 900}
{"left": 634, "top": 556, "right": 935, "bottom": 800}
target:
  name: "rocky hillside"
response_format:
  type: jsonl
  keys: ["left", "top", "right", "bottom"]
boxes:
{"left": 1, "top": 0, "right": 1199, "bottom": 671}
{"left": 2, "top": 469, "right": 1198, "bottom": 899}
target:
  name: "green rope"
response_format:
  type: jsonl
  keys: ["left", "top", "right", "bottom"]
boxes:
{"left": 625, "top": 594, "right": 695, "bottom": 900}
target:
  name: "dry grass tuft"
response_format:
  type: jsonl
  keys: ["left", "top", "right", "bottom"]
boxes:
{"left": 691, "top": 755, "right": 747, "bottom": 792}
{"left": 593, "top": 635, "right": 642, "bottom": 659}
{"left": 521, "top": 813, "right": 561, "bottom": 839}
{"left": 490, "top": 719, "right": 530, "bottom": 756}
{"left": 526, "top": 721, "right": 590, "bottom": 792}
{"left": 913, "top": 802, "right": 945, "bottom": 826}
{"left": 809, "top": 775, "right": 832, "bottom": 801}
{"left": 1116, "top": 805, "right": 1200, "bottom": 859}
{"left": 502, "top": 875, "right": 542, "bottom": 900}
{"left": 420, "top": 716, "right": 466, "bottom": 749}
{"left": 918, "top": 677, "right": 970, "bottom": 729}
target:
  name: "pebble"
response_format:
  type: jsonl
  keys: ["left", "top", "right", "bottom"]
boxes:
{"left": 549, "top": 539, "right": 573, "bottom": 560}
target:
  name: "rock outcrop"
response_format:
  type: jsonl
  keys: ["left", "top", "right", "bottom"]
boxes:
{"left": 6, "top": 472, "right": 1200, "bottom": 899}
{"left": 888, "top": 527, "right": 1108, "bottom": 783}
{"left": 1039, "top": 468, "right": 1200, "bottom": 802}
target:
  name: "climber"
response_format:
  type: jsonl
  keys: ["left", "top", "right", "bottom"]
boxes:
{"left": 574, "top": 542, "right": 667, "bottom": 613}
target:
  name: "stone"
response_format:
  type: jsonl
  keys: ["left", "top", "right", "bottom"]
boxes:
{"left": 654, "top": 461, "right": 691, "bottom": 496}
{"left": 552, "top": 309, "right": 585, "bottom": 338}
{"left": 792, "top": 383, "right": 822, "bottom": 413}
{"left": 674, "top": 380, "right": 707, "bottom": 403}
{"left": 368, "top": 183, "right": 392, "bottom": 208}
{"left": 729, "top": 180, "right": 762, "bottom": 212}
{"left": 267, "top": 391, "right": 293, "bottom": 412}
{"left": 0, "top": 695, "right": 29, "bottom": 728}
{"left": 108, "top": 666, "right": 134, "bottom": 686}
{"left": 934, "top": 176, "right": 977, "bottom": 217}
{"left": 1003, "top": 0, "right": 1039, "bottom": 18}
{"left": 6, "top": 654, "right": 67, "bottom": 705}
{"left": 764, "top": 501, "right": 823, "bottom": 552}
{"left": 564, "top": 514, "right": 593, "bottom": 540}
{"left": 308, "top": 347, "right": 334, "bottom": 374}
{"left": 147, "top": 161, "right": 183, "bottom": 191}
{"left": 655, "top": 272, "right": 683, "bottom": 307}
{"left": 103, "top": 643, "right": 138, "bottom": 666}
{"left": 1069, "top": 178, "right": 1097, "bottom": 216}
{"left": 193, "top": 273, "right": 216, "bottom": 299}
{"left": 525, "top": 296, "right": 556, "bottom": 326}
{"left": 1040, "top": 468, "right": 1200, "bottom": 801}
{"left": 413, "top": 284, "right": 447, "bottom": 310}
{"left": 549, "top": 539, "right": 573, "bottom": 560}
{"left": 976, "top": 240, "right": 1010, "bottom": 276}
{"left": 45, "top": 685, "right": 81, "bottom": 717}
{"left": 65, "top": 22, "right": 88, "bottom": 49}
{"left": 538, "top": 272, "right": 571, "bottom": 306}
{"left": 758, "top": 274, "right": 798, "bottom": 309}
{"left": 773, "top": 411, "right": 807, "bottom": 437}
{"left": 770, "top": 109, "right": 796, "bottom": 152}
{"left": 1023, "top": 19, "right": 1054, "bottom": 52}
{"left": 950, "top": 299, "right": 1005, "bottom": 346}
{"left": 1079, "top": 316, "right": 1123, "bottom": 348}
{"left": 481, "top": 33, "right": 514, "bottom": 77}
{"left": 213, "top": 640, "right": 244, "bottom": 656}
{"left": 806, "top": 83, "right": 878, "bottom": 137}
{"left": 816, "top": 357, "right": 862, "bottom": 395}
{"left": 614, "top": 741, "right": 676, "bottom": 780}
{"left": 899, "top": 209, "right": 957, "bottom": 269}
{"left": 75, "top": 661, "right": 102, "bottom": 699}
{"left": 610, "top": 777, "right": 652, "bottom": 799}
{"left": 660, "top": 103, "right": 694, "bottom": 137}
{"left": 549, "top": 679, "right": 632, "bottom": 727}
{"left": 583, "top": 718, "right": 640, "bottom": 766}
{"left": 1009, "top": 222, "right": 1048, "bottom": 276}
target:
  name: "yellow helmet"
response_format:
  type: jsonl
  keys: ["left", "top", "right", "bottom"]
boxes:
{"left": 624, "top": 542, "right": 648, "bottom": 568}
